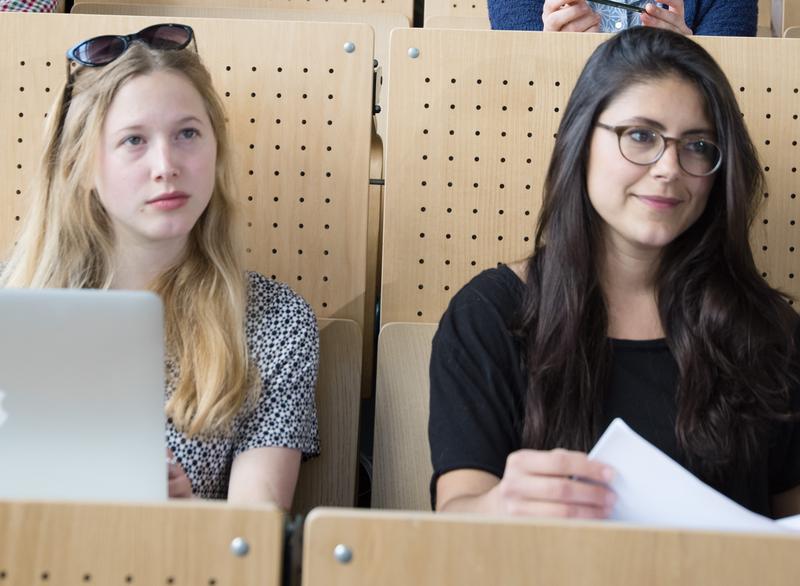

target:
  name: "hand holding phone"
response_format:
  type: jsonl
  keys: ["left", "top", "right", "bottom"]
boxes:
{"left": 640, "top": 0, "right": 693, "bottom": 35}
{"left": 590, "top": 0, "right": 644, "bottom": 13}
{"left": 542, "top": 0, "right": 601, "bottom": 33}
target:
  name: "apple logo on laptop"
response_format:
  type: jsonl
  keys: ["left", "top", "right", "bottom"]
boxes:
{"left": 0, "top": 390, "right": 7, "bottom": 428}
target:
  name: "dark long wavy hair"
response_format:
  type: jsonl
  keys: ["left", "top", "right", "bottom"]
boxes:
{"left": 518, "top": 27, "right": 798, "bottom": 479}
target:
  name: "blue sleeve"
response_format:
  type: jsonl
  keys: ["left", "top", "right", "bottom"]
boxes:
{"left": 691, "top": 0, "right": 757, "bottom": 37}
{"left": 489, "top": 0, "right": 544, "bottom": 30}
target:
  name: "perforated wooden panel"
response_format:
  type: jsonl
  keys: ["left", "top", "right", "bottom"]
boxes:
{"left": 0, "top": 13, "right": 373, "bottom": 326}
{"left": 381, "top": 29, "right": 800, "bottom": 325}
{"left": 69, "top": 4, "right": 409, "bottom": 143}
{"left": 0, "top": 501, "right": 284, "bottom": 586}
{"left": 74, "top": 0, "right": 414, "bottom": 22}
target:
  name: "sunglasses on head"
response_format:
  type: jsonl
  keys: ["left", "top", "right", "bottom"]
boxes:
{"left": 66, "top": 23, "right": 195, "bottom": 67}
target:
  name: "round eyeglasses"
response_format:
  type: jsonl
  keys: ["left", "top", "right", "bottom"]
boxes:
{"left": 595, "top": 122, "right": 723, "bottom": 177}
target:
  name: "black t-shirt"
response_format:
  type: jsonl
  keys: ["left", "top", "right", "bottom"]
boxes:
{"left": 429, "top": 265, "right": 800, "bottom": 515}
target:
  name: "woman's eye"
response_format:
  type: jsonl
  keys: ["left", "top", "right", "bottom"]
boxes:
{"left": 179, "top": 128, "right": 199, "bottom": 140}
{"left": 684, "top": 139, "right": 710, "bottom": 154}
{"left": 627, "top": 128, "right": 658, "bottom": 144}
{"left": 123, "top": 135, "right": 143, "bottom": 146}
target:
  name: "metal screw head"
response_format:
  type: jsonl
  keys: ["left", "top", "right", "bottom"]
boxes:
{"left": 230, "top": 537, "right": 250, "bottom": 557}
{"left": 344, "top": 42, "right": 356, "bottom": 53}
{"left": 333, "top": 544, "right": 353, "bottom": 564}
{"left": 408, "top": 47, "right": 420, "bottom": 59}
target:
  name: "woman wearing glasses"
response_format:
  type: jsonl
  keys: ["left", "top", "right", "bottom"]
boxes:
{"left": 429, "top": 27, "right": 800, "bottom": 519}
{"left": 0, "top": 25, "right": 319, "bottom": 507}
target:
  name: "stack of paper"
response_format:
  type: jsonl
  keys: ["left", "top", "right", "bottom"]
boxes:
{"left": 588, "top": 418, "right": 800, "bottom": 534}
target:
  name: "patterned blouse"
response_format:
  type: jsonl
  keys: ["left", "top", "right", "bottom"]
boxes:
{"left": 0, "top": 0, "right": 59, "bottom": 11}
{"left": 167, "top": 272, "right": 320, "bottom": 499}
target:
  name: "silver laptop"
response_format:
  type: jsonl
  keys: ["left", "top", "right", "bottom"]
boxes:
{"left": 0, "top": 289, "right": 167, "bottom": 502}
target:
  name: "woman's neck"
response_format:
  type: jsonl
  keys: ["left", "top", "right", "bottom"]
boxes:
{"left": 600, "top": 241, "right": 664, "bottom": 340}
{"left": 110, "top": 236, "right": 187, "bottom": 291}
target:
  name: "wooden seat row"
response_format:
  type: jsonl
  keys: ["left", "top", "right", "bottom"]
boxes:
{"left": 2, "top": 13, "right": 800, "bottom": 517}
{"left": 2, "top": 499, "right": 800, "bottom": 586}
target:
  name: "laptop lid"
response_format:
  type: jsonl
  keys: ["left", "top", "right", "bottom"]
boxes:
{"left": 0, "top": 289, "right": 167, "bottom": 502}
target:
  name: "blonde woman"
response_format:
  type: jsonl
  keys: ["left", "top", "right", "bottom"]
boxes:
{"left": 0, "top": 24, "right": 319, "bottom": 508}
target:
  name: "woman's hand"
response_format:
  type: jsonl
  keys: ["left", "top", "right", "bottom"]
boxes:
{"left": 542, "top": 0, "right": 601, "bottom": 33}
{"left": 641, "top": 0, "right": 693, "bottom": 35}
{"left": 167, "top": 449, "right": 194, "bottom": 498}
{"left": 437, "top": 448, "right": 616, "bottom": 517}
{"left": 488, "top": 449, "right": 616, "bottom": 517}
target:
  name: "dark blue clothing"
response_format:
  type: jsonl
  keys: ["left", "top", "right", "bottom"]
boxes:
{"left": 488, "top": 0, "right": 758, "bottom": 37}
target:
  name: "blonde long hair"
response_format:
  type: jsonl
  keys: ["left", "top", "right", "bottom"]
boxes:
{"left": 1, "top": 43, "right": 257, "bottom": 436}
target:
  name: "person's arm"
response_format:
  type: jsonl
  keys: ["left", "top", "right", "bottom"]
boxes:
{"left": 428, "top": 268, "right": 615, "bottom": 518}
{"left": 229, "top": 276, "right": 320, "bottom": 508}
{"left": 772, "top": 484, "right": 800, "bottom": 518}
{"left": 228, "top": 446, "right": 301, "bottom": 509}
{"left": 488, "top": 0, "right": 545, "bottom": 30}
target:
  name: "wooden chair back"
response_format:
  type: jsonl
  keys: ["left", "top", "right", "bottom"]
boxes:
{"left": 0, "top": 500, "right": 284, "bottom": 586}
{"left": 302, "top": 507, "right": 800, "bottom": 586}
{"left": 371, "top": 323, "right": 436, "bottom": 510}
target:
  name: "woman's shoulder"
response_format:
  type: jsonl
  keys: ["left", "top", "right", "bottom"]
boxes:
{"left": 436, "top": 263, "right": 527, "bottom": 351}
{"left": 244, "top": 271, "right": 317, "bottom": 329}
{"left": 446, "top": 263, "right": 526, "bottom": 318}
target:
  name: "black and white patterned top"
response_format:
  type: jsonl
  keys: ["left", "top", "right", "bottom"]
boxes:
{"left": 166, "top": 272, "right": 320, "bottom": 499}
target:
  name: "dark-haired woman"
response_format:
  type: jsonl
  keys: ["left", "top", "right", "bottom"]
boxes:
{"left": 429, "top": 27, "right": 800, "bottom": 519}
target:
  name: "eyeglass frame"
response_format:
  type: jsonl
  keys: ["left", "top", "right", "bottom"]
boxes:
{"left": 595, "top": 122, "right": 723, "bottom": 177}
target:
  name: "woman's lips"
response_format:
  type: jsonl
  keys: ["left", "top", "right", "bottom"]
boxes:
{"left": 636, "top": 195, "right": 682, "bottom": 210}
{"left": 147, "top": 193, "right": 189, "bottom": 211}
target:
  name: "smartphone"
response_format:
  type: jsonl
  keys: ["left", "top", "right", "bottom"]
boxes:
{"left": 589, "top": 0, "right": 644, "bottom": 13}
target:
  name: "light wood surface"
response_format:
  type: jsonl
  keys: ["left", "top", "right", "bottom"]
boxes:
{"left": 293, "top": 318, "right": 362, "bottom": 514}
{"left": 371, "top": 323, "right": 435, "bottom": 511}
{"left": 424, "top": 15, "right": 490, "bottom": 29}
{"left": 0, "top": 13, "right": 373, "bottom": 329}
{"left": 0, "top": 500, "right": 284, "bottom": 586}
{"left": 302, "top": 508, "right": 800, "bottom": 586}
{"left": 423, "top": 0, "right": 488, "bottom": 29}
{"left": 785, "top": 25, "right": 800, "bottom": 37}
{"left": 73, "top": 0, "right": 415, "bottom": 22}
{"left": 381, "top": 29, "right": 800, "bottom": 325}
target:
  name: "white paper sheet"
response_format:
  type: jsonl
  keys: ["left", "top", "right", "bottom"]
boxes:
{"left": 588, "top": 418, "right": 798, "bottom": 534}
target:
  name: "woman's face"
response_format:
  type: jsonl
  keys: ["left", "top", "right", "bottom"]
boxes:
{"left": 585, "top": 76, "right": 717, "bottom": 255}
{"left": 94, "top": 70, "right": 217, "bottom": 251}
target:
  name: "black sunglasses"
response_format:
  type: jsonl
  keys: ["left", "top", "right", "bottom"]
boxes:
{"left": 66, "top": 23, "right": 195, "bottom": 67}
